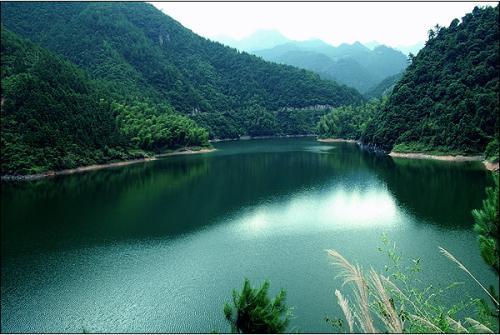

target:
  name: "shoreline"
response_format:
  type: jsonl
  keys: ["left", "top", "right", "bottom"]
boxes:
{"left": 389, "top": 151, "right": 484, "bottom": 161}
{"left": 389, "top": 151, "right": 499, "bottom": 172}
{"left": 210, "top": 134, "right": 316, "bottom": 142}
{"left": 317, "top": 138, "right": 359, "bottom": 144}
{"left": 315, "top": 138, "right": 498, "bottom": 172}
{"left": 1, "top": 147, "right": 216, "bottom": 182}
{"left": 482, "top": 160, "right": 500, "bottom": 172}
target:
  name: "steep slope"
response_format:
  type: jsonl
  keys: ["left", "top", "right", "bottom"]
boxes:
{"left": 1, "top": 28, "right": 209, "bottom": 175}
{"left": 362, "top": 6, "right": 499, "bottom": 155}
{"left": 253, "top": 40, "right": 408, "bottom": 93}
{"left": 1, "top": 2, "right": 363, "bottom": 117}
{"left": 1, "top": 28, "right": 125, "bottom": 174}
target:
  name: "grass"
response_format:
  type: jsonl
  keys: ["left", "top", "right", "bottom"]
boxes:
{"left": 326, "top": 239, "right": 499, "bottom": 333}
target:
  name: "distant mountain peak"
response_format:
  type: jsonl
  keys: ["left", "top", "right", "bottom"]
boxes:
{"left": 363, "top": 41, "right": 381, "bottom": 50}
{"left": 214, "top": 29, "right": 291, "bottom": 51}
{"left": 246, "top": 29, "right": 287, "bottom": 39}
{"left": 253, "top": 37, "right": 409, "bottom": 93}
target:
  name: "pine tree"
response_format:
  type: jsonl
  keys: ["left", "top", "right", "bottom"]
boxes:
{"left": 472, "top": 174, "right": 499, "bottom": 274}
{"left": 223, "top": 279, "right": 290, "bottom": 333}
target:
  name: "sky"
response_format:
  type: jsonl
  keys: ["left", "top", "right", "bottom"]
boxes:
{"left": 151, "top": 1, "right": 494, "bottom": 47}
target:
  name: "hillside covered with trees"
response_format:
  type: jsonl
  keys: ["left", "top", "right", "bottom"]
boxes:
{"left": 0, "top": 29, "right": 209, "bottom": 175}
{"left": 1, "top": 2, "right": 363, "bottom": 140}
{"left": 319, "top": 5, "right": 499, "bottom": 159}
{"left": 364, "top": 72, "right": 403, "bottom": 99}
{"left": 362, "top": 5, "right": 499, "bottom": 156}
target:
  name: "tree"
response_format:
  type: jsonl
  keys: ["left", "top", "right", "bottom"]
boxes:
{"left": 223, "top": 279, "right": 290, "bottom": 333}
{"left": 472, "top": 174, "right": 499, "bottom": 274}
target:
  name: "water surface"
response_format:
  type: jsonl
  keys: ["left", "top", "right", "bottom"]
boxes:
{"left": 1, "top": 138, "right": 497, "bottom": 332}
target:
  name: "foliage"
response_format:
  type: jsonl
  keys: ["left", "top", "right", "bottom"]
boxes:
{"left": 1, "top": 28, "right": 131, "bottom": 174}
{"left": 326, "top": 236, "right": 499, "bottom": 333}
{"left": 193, "top": 106, "right": 330, "bottom": 139}
{"left": 472, "top": 174, "right": 499, "bottom": 274}
{"left": 484, "top": 138, "right": 499, "bottom": 162}
{"left": 364, "top": 72, "right": 403, "bottom": 99}
{"left": 317, "top": 99, "right": 384, "bottom": 140}
{"left": 362, "top": 6, "right": 499, "bottom": 155}
{"left": 224, "top": 279, "right": 291, "bottom": 333}
{"left": 0, "top": 28, "right": 210, "bottom": 175}
{"left": 114, "top": 102, "right": 209, "bottom": 152}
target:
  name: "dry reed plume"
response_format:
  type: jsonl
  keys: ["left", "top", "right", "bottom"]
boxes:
{"left": 327, "top": 247, "right": 497, "bottom": 333}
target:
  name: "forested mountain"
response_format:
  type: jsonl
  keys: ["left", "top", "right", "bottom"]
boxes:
{"left": 0, "top": 2, "right": 363, "bottom": 121}
{"left": 1, "top": 28, "right": 122, "bottom": 174}
{"left": 360, "top": 6, "right": 498, "bottom": 155}
{"left": 1, "top": 28, "right": 209, "bottom": 175}
{"left": 253, "top": 40, "right": 408, "bottom": 93}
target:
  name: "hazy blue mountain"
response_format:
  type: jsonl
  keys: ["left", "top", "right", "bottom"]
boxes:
{"left": 363, "top": 41, "right": 381, "bottom": 50}
{"left": 253, "top": 40, "right": 408, "bottom": 93}
{"left": 213, "top": 29, "right": 291, "bottom": 51}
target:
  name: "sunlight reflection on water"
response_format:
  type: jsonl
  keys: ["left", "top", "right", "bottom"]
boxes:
{"left": 232, "top": 185, "right": 400, "bottom": 238}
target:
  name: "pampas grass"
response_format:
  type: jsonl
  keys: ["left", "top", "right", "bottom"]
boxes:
{"left": 327, "top": 249, "right": 376, "bottom": 333}
{"left": 439, "top": 246, "right": 499, "bottom": 307}
{"left": 327, "top": 246, "right": 497, "bottom": 333}
{"left": 335, "top": 289, "right": 354, "bottom": 332}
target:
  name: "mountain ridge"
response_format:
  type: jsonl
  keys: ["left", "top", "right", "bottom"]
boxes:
{"left": 252, "top": 39, "right": 408, "bottom": 93}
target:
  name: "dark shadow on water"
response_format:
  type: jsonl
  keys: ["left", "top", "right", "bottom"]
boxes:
{"left": 359, "top": 150, "right": 493, "bottom": 230}
{"left": 1, "top": 144, "right": 369, "bottom": 257}
{"left": 1, "top": 139, "right": 493, "bottom": 258}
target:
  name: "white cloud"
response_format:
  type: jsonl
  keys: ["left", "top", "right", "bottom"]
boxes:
{"left": 151, "top": 1, "right": 494, "bottom": 47}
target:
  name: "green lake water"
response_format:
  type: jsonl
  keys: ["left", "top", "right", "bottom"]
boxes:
{"left": 1, "top": 138, "right": 498, "bottom": 332}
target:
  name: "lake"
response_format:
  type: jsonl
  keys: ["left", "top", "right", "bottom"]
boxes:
{"left": 1, "top": 137, "right": 497, "bottom": 332}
